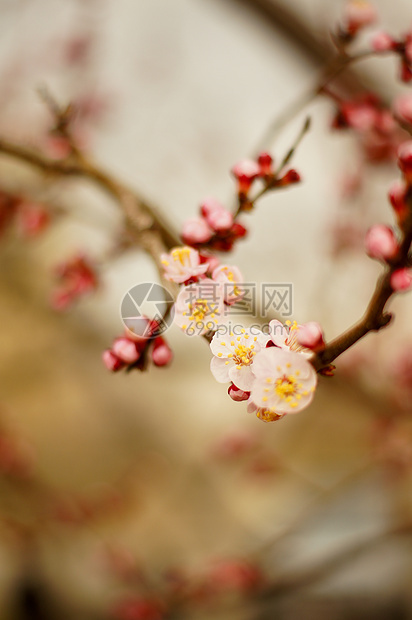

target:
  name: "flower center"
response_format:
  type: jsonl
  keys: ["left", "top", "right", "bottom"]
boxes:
{"left": 172, "top": 247, "right": 191, "bottom": 266}
{"left": 189, "top": 298, "right": 210, "bottom": 322}
{"left": 284, "top": 321, "right": 305, "bottom": 353}
{"left": 275, "top": 374, "right": 298, "bottom": 399}
{"left": 233, "top": 344, "right": 256, "bottom": 366}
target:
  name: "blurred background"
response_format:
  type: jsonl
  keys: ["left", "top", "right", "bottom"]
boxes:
{"left": 1, "top": 0, "right": 412, "bottom": 618}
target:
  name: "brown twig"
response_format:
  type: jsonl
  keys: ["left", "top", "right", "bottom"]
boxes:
{"left": 313, "top": 214, "right": 412, "bottom": 371}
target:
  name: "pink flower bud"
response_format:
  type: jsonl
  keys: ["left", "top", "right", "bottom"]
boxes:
{"left": 231, "top": 159, "right": 260, "bottom": 194}
{"left": 405, "top": 38, "right": 412, "bottom": 65}
{"left": 200, "top": 199, "right": 234, "bottom": 232}
{"left": 398, "top": 141, "right": 412, "bottom": 181}
{"left": 297, "top": 322, "right": 325, "bottom": 352}
{"left": 388, "top": 180, "right": 409, "bottom": 223}
{"left": 181, "top": 217, "right": 213, "bottom": 245}
{"left": 400, "top": 60, "right": 412, "bottom": 84}
{"left": 230, "top": 221, "right": 247, "bottom": 239}
{"left": 228, "top": 384, "right": 250, "bottom": 402}
{"left": 257, "top": 152, "right": 273, "bottom": 176}
{"left": 200, "top": 197, "right": 224, "bottom": 218}
{"left": 112, "top": 338, "right": 140, "bottom": 364}
{"left": 394, "top": 93, "right": 412, "bottom": 125}
{"left": 16, "top": 202, "right": 50, "bottom": 238}
{"left": 102, "top": 350, "right": 124, "bottom": 372}
{"left": 344, "top": 0, "right": 377, "bottom": 35}
{"left": 151, "top": 337, "right": 173, "bottom": 367}
{"left": 365, "top": 225, "right": 399, "bottom": 261}
{"left": 277, "top": 169, "right": 301, "bottom": 186}
{"left": 391, "top": 268, "right": 412, "bottom": 292}
{"left": 371, "top": 31, "right": 396, "bottom": 52}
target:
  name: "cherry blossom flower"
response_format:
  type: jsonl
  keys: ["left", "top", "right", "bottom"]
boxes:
{"left": 296, "top": 321, "right": 325, "bottom": 352}
{"left": 266, "top": 320, "right": 312, "bottom": 358}
{"left": 250, "top": 348, "right": 317, "bottom": 415}
{"left": 212, "top": 264, "right": 244, "bottom": 305}
{"left": 210, "top": 327, "right": 266, "bottom": 391}
{"left": 161, "top": 246, "right": 209, "bottom": 284}
{"left": 174, "top": 283, "right": 225, "bottom": 336}
{"left": 247, "top": 401, "right": 285, "bottom": 423}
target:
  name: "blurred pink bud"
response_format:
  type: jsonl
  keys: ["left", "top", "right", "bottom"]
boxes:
{"left": 102, "top": 350, "right": 124, "bottom": 372}
{"left": 230, "top": 221, "right": 247, "bottom": 239}
{"left": 228, "top": 384, "right": 250, "bottom": 402}
{"left": 398, "top": 141, "right": 412, "bottom": 181}
{"left": 181, "top": 217, "right": 213, "bottom": 245}
{"left": 212, "top": 431, "right": 257, "bottom": 459}
{"left": 112, "top": 338, "right": 140, "bottom": 364}
{"left": 371, "top": 31, "right": 396, "bottom": 52}
{"left": 16, "top": 203, "right": 50, "bottom": 238}
{"left": 200, "top": 198, "right": 234, "bottom": 232}
{"left": 400, "top": 59, "right": 412, "bottom": 83}
{"left": 50, "top": 289, "right": 73, "bottom": 311}
{"left": 257, "top": 152, "right": 273, "bottom": 176}
{"left": 405, "top": 38, "right": 412, "bottom": 65}
{"left": 388, "top": 180, "right": 409, "bottom": 223}
{"left": 394, "top": 94, "right": 412, "bottom": 125}
{"left": 297, "top": 322, "right": 325, "bottom": 352}
{"left": 344, "top": 0, "right": 377, "bottom": 34}
{"left": 391, "top": 268, "right": 412, "bottom": 292}
{"left": 365, "top": 224, "right": 399, "bottom": 261}
{"left": 151, "top": 337, "right": 173, "bottom": 367}
{"left": 113, "top": 598, "right": 164, "bottom": 620}
{"left": 277, "top": 169, "right": 301, "bottom": 186}
{"left": 231, "top": 159, "right": 260, "bottom": 194}
{"left": 208, "top": 560, "right": 262, "bottom": 592}
{"left": 207, "top": 209, "right": 234, "bottom": 232}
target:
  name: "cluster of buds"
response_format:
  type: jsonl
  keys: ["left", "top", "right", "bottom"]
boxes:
{"left": 231, "top": 153, "right": 300, "bottom": 208}
{"left": 181, "top": 197, "right": 247, "bottom": 252}
{"left": 0, "top": 190, "right": 50, "bottom": 239}
{"left": 51, "top": 254, "right": 98, "bottom": 310}
{"left": 330, "top": 93, "right": 401, "bottom": 162}
{"left": 337, "top": 0, "right": 377, "bottom": 43}
{"left": 103, "top": 322, "right": 173, "bottom": 373}
{"left": 371, "top": 28, "right": 412, "bottom": 83}
{"left": 365, "top": 140, "right": 412, "bottom": 292}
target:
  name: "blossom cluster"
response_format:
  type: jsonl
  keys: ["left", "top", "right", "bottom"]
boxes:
{"left": 103, "top": 318, "right": 173, "bottom": 373}
{"left": 364, "top": 139, "right": 412, "bottom": 291}
{"left": 209, "top": 320, "right": 324, "bottom": 423}
{"left": 163, "top": 245, "right": 244, "bottom": 336}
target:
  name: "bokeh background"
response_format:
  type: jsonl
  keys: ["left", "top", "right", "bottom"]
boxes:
{"left": 1, "top": 0, "right": 412, "bottom": 618}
